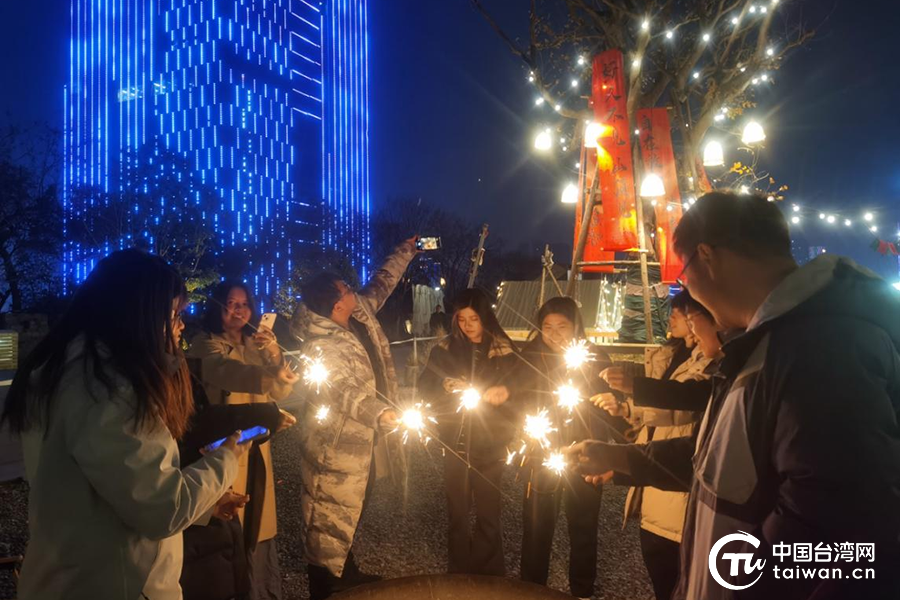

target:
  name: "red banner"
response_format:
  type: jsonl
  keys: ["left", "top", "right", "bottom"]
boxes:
{"left": 636, "top": 108, "right": 684, "bottom": 283}
{"left": 573, "top": 148, "right": 614, "bottom": 273}
{"left": 591, "top": 50, "right": 638, "bottom": 251}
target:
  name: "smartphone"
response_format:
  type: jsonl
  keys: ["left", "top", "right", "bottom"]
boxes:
{"left": 416, "top": 236, "right": 442, "bottom": 251}
{"left": 204, "top": 426, "right": 270, "bottom": 452}
{"left": 259, "top": 312, "right": 277, "bottom": 331}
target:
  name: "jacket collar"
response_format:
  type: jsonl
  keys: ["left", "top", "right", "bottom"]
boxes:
{"left": 746, "top": 254, "right": 880, "bottom": 332}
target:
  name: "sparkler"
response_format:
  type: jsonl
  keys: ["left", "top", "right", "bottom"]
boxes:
{"left": 457, "top": 387, "right": 481, "bottom": 412}
{"left": 543, "top": 451, "right": 567, "bottom": 476}
{"left": 395, "top": 402, "right": 438, "bottom": 445}
{"left": 524, "top": 408, "right": 556, "bottom": 449}
{"left": 314, "top": 405, "right": 330, "bottom": 423}
{"left": 302, "top": 353, "right": 330, "bottom": 393}
{"left": 563, "top": 339, "right": 595, "bottom": 370}
{"left": 555, "top": 382, "right": 584, "bottom": 413}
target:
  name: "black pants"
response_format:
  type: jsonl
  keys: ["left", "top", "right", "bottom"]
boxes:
{"left": 307, "top": 455, "right": 378, "bottom": 600}
{"left": 443, "top": 451, "right": 505, "bottom": 576}
{"left": 639, "top": 528, "right": 680, "bottom": 600}
{"left": 520, "top": 470, "right": 603, "bottom": 597}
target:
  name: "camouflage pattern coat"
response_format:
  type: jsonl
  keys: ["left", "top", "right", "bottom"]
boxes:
{"left": 289, "top": 242, "right": 415, "bottom": 576}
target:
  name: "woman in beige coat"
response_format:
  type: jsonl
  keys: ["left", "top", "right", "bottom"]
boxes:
{"left": 191, "top": 281, "right": 299, "bottom": 600}
{"left": 598, "top": 291, "right": 720, "bottom": 600}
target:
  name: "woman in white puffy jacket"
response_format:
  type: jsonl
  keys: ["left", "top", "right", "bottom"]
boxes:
{"left": 597, "top": 291, "right": 721, "bottom": 600}
{"left": 1, "top": 250, "right": 245, "bottom": 600}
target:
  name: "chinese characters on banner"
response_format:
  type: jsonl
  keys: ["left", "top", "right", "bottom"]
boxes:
{"left": 636, "top": 108, "right": 684, "bottom": 283}
{"left": 590, "top": 49, "right": 638, "bottom": 252}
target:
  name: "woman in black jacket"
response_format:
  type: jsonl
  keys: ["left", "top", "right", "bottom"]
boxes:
{"left": 517, "top": 296, "right": 617, "bottom": 598}
{"left": 420, "top": 288, "right": 518, "bottom": 576}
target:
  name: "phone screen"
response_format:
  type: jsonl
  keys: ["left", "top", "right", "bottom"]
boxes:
{"left": 416, "top": 236, "right": 441, "bottom": 251}
{"left": 205, "top": 426, "right": 269, "bottom": 451}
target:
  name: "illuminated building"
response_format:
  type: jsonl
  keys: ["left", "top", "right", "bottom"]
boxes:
{"left": 63, "top": 0, "right": 371, "bottom": 305}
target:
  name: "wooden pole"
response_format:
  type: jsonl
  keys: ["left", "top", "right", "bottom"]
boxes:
{"left": 631, "top": 142, "right": 656, "bottom": 343}
{"left": 538, "top": 245, "right": 549, "bottom": 310}
{"left": 467, "top": 224, "right": 489, "bottom": 289}
{"left": 567, "top": 170, "right": 601, "bottom": 297}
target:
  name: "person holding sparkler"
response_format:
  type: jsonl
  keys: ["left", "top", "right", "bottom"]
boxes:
{"left": 190, "top": 281, "right": 300, "bottom": 600}
{"left": 289, "top": 238, "right": 417, "bottom": 600}
{"left": 420, "top": 288, "right": 519, "bottom": 577}
{"left": 593, "top": 291, "right": 715, "bottom": 600}
{"left": 515, "top": 296, "right": 616, "bottom": 599}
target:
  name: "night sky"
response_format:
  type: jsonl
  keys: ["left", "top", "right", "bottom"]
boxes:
{"left": 2, "top": 0, "right": 899, "bottom": 280}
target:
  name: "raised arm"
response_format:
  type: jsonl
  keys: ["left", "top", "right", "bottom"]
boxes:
{"left": 358, "top": 239, "right": 417, "bottom": 314}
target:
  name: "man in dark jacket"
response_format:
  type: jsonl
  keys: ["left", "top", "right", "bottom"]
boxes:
{"left": 568, "top": 192, "right": 900, "bottom": 599}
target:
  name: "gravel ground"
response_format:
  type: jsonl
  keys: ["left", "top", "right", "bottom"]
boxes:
{"left": 0, "top": 410, "right": 653, "bottom": 600}
{"left": 271, "top": 420, "right": 653, "bottom": 600}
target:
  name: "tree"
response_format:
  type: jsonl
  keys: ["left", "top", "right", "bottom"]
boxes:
{"left": 68, "top": 142, "right": 221, "bottom": 303}
{"left": 472, "top": 0, "right": 814, "bottom": 193}
{"left": 0, "top": 122, "right": 62, "bottom": 312}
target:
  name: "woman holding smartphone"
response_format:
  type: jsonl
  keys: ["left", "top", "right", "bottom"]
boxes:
{"left": 420, "top": 288, "right": 518, "bottom": 576}
{"left": 190, "top": 281, "right": 299, "bottom": 600}
{"left": 1, "top": 249, "right": 245, "bottom": 600}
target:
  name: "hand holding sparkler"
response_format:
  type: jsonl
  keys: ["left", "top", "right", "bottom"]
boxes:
{"left": 592, "top": 392, "right": 629, "bottom": 418}
{"left": 393, "top": 402, "right": 438, "bottom": 444}
{"left": 277, "top": 408, "right": 297, "bottom": 432}
{"left": 600, "top": 366, "right": 634, "bottom": 394}
{"left": 443, "top": 378, "right": 467, "bottom": 393}
{"left": 378, "top": 408, "right": 399, "bottom": 430}
{"left": 276, "top": 362, "right": 300, "bottom": 385}
{"left": 563, "top": 440, "right": 618, "bottom": 485}
{"left": 482, "top": 385, "right": 510, "bottom": 406}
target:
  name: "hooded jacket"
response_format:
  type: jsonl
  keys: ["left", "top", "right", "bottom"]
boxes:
{"left": 614, "top": 255, "right": 900, "bottom": 599}
{"left": 288, "top": 242, "right": 415, "bottom": 577}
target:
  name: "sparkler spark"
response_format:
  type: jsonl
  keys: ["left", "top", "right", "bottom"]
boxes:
{"left": 524, "top": 409, "right": 556, "bottom": 449}
{"left": 457, "top": 387, "right": 481, "bottom": 412}
{"left": 543, "top": 451, "right": 567, "bottom": 476}
{"left": 314, "top": 405, "right": 330, "bottom": 423}
{"left": 563, "top": 339, "right": 595, "bottom": 370}
{"left": 302, "top": 353, "right": 330, "bottom": 393}
{"left": 395, "top": 402, "right": 438, "bottom": 445}
{"left": 506, "top": 449, "right": 518, "bottom": 465}
{"left": 555, "top": 382, "right": 584, "bottom": 413}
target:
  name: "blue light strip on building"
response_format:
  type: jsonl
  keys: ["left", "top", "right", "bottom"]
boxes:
{"left": 64, "top": 0, "right": 367, "bottom": 306}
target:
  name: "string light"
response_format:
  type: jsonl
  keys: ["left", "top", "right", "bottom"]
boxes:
{"left": 864, "top": 212, "right": 874, "bottom": 221}
{"left": 665, "top": 30, "right": 674, "bottom": 40}
{"left": 577, "top": 55, "right": 586, "bottom": 66}
{"left": 632, "top": 58, "right": 641, "bottom": 69}
{"left": 702, "top": 33, "right": 711, "bottom": 42}
{"left": 792, "top": 204, "right": 800, "bottom": 212}
{"left": 732, "top": 16, "right": 740, "bottom": 25}
{"left": 534, "top": 129, "right": 552, "bottom": 151}
{"left": 693, "top": 71, "right": 700, "bottom": 79}
{"left": 749, "top": 5, "right": 757, "bottom": 14}
{"left": 761, "top": 74, "right": 769, "bottom": 82}
{"left": 528, "top": 75, "right": 535, "bottom": 83}
{"left": 819, "top": 213, "right": 825, "bottom": 219}
{"left": 845, "top": 219, "right": 852, "bottom": 227}
{"left": 827, "top": 215, "right": 836, "bottom": 224}
{"left": 791, "top": 216, "right": 800, "bottom": 224}
{"left": 766, "top": 47, "right": 775, "bottom": 57}
{"left": 554, "top": 104, "right": 562, "bottom": 112}
{"left": 571, "top": 79, "right": 578, "bottom": 88}
{"left": 870, "top": 225, "right": 878, "bottom": 232}
{"left": 535, "top": 97, "right": 545, "bottom": 106}
{"left": 641, "top": 18, "right": 650, "bottom": 32}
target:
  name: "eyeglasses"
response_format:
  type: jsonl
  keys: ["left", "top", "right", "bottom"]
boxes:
{"left": 676, "top": 249, "right": 699, "bottom": 288}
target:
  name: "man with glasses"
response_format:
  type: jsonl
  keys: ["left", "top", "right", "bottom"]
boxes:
{"left": 289, "top": 238, "right": 418, "bottom": 600}
{"left": 569, "top": 192, "right": 900, "bottom": 599}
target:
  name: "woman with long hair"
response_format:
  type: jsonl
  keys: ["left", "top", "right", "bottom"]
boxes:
{"left": 1, "top": 249, "right": 244, "bottom": 600}
{"left": 190, "top": 281, "right": 298, "bottom": 600}
{"left": 420, "top": 288, "right": 518, "bottom": 576}
{"left": 517, "top": 296, "right": 616, "bottom": 599}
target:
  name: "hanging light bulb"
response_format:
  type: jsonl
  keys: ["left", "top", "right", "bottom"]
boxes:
{"left": 577, "top": 55, "right": 586, "bottom": 66}
{"left": 641, "top": 18, "right": 650, "bottom": 31}
{"left": 791, "top": 216, "right": 800, "bottom": 224}
{"left": 561, "top": 183, "right": 579, "bottom": 204}
{"left": 640, "top": 173, "right": 665, "bottom": 198}
{"left": 693, "top": 71, "right": 700, "bottom": 80}
{"left": 702, "top": 33, "right": 711, "bottom": 42}
{"left": 665, "top": 30, "right": 674, "bottom": 40}
{"left": 792, "top": 204, "right": 800, "bottom": 212}
{"left": 844, "top": 219, "right": 852, "bottom": 227}
{"left": 742, "top": 121, "right": 766, "bottom": 144}
{"left": 534, "top": 129, "right": 552, "bottom": 151}
{"left": 571, "top": 79, "right": 579, "bottom": 88}
{"left": 826, "top": 215, "right": 836, "bottom": 224}
{"left": 703, "top": 141, "right": 724, "bottom": 167}
{"left": 864, "top": 212, "right": 874, "bottom": 221}
{"left": 870, "top": 225, "right": 878, "bottom": 232}
{"left": 819, "top": 213, "right": 825, "bottom": 219}
{"left": 535, "top": 97, "right": 545, "bottom": 106}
